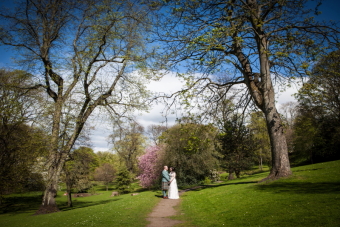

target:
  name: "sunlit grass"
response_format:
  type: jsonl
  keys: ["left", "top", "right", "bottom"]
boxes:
{"left": 0, "top": 188, "right": 160, "bottom": 227}
{"left": 174, "top": 160, "right": 340, "bottom": 227}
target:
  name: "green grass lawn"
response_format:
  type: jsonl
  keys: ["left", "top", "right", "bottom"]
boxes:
{"left": 0, "top": 189, "right": 160, "bottom": 227}
{"left": 1, "top": 161, "right": 339, "bottom": 227}
{"left": 174, "top": 160, "right": 340, "bottom": 227}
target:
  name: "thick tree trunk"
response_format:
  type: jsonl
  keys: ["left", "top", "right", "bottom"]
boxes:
{"left": 227, "top": 167, "right": 234, "bottom": 180}
{"left": 35, "top": 167, "right": 61, "bottom": 214}
{"left": 263, "top": 105, "right": 292, "bottom": 180}
{"left": 228, "top": 173, "right": 234, "bottom": 180}
{"left": 35, "top": 98, "right": 65, "bottom": 215}
{"left": 245, "top": 74, "right": 292, "bottom": 180}
{"left": 67, "top": 183, "right": 73, "bottom": 207}
{"left": 259, "top": 41, "right": 291, "bottom": 180}
{"left": 35, "top": 154, "right": 67, "bottom": 214}
{"left": 235, "top": 25, "right": 292, "bottom": 181}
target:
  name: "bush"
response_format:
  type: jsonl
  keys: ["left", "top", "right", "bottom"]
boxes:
{"left": 115, "top": 167, "right": 133, "bottom": 194}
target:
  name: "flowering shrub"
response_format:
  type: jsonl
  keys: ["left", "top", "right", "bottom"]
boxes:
{"left": 137, "top": 145, "right": 163, "bottom": 188}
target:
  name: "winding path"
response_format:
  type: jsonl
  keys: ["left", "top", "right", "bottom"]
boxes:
{"left": 146, "top": 197, "right": 183, "bottom": 227}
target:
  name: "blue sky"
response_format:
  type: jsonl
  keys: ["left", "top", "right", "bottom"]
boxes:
{"left": 1, "top": 0, "right": 339, "bottom": 65}
{"left": 1, "top": 0, "right": 339, "bottom": 151}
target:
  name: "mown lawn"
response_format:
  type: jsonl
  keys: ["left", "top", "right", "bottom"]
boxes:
{"left": 174, "top": 160, "right": 340, "bottom": 227}
{"left": 1, "top": 161, "right": 339, "bottom": 227}
{"left": 0, "top": 189, "right": 160, "bottom": 227}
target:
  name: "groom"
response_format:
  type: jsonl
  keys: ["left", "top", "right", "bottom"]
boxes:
{"left": 161, "top": 166, "right": 170, "bottom": 199}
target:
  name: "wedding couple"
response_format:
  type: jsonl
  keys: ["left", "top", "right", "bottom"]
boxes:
{"left": 161, "top": 166, "right": 179, "bottom": 199}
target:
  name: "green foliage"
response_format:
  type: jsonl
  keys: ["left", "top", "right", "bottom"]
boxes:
{"left": 115, "top": 167, "right": 134, "bottom": 194}
{"left": 292, "top": 112, "right": 340, "bottom": 164}
{"left": 203, "top": 177, "right": 211, "bottom": 185}
{"left": 217, "top": 114, "right": 257, "bottom": 178}
{"left": 94, "top": 163, "right": 116, "bottom": 191}
{"left": 0, "top": 69, "right": 48, "bottom": 198}
{"left": 248, "top": 111, "right": 271, "bottom": 169}
{"left": 62, "top": 147, "right": 99, "bottom": 195}
{"left": 159, "top": 122, "right": 219, "bottom": 186}
{"left": 96, "top": 151, "right": 120, "bottom": 168}
{"left": 293, "top": 50, "right": 340, "bottom": 164}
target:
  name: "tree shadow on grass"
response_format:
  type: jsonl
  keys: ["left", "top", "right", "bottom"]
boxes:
{"left": 0, "top": 194, "right": 122, "bottom": 215}
{"left": 293, "top": 168, "right": 322, "bottom": 172}
{"left": 59, "top": 198, "right": 121, "bottom": 211}
{"left": 0, "top": 194, "right": 42, "bottom": 215}
{"left": 177, "top": 181, "right": 258, "bottom": 194}
{"left": 254, "top": 182, "right": 340, "bottom": 194}
{"left": 134, "top": 187, "right": 150, "bottom": 193}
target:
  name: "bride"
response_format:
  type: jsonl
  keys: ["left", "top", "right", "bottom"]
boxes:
{"left": 168, "top": 167, "right": 179, "bottom": 199}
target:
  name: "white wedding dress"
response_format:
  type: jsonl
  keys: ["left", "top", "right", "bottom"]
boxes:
{"left": 168, "top": 171, "right": 179, "bottom": 199}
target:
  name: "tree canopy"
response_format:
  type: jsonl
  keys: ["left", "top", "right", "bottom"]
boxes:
{"left": 150, "top": 0, "right": 339, "bottom": 180}
{"left": 0, "top": 0, "right": 157, "bottom": 213}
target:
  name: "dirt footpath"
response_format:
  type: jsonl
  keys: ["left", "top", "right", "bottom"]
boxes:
{"left": 146, "top": 187, "right": 202, "bottom": 227}
{"left": 146, "top": 197, "right": 183, "bottom": 227}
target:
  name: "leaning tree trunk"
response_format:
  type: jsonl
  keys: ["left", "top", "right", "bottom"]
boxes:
{"left": 235, "top": 32, "right": 292, "bottom": 181}
{"left": 258, "top": 34, "right": 291, "bottom": 180}
{"left": 263, "top": 99, "right": 291, "bottom": 179}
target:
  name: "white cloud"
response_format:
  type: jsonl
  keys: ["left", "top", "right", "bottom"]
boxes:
{"left": 90, "top": 73, "right": 302, "bottom": 152}
{"left": 275, "top": 82, "right": 301, "bottom": 109}
{"left": 90, "top": 73, "right": 185, "bottom": 152}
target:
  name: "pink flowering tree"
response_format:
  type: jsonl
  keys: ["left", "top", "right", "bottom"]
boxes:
{"left": 137, "top": 145, "right": 163, "bottom": 188}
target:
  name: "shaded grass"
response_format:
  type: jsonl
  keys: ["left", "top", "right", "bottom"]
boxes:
{"left": 0, "top": 189, "right": 160, "bottom": 227}
{"left": 174, "top": 160, "right": 340, "bottom": 227}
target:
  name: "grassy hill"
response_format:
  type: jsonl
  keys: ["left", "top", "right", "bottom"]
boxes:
{"left": 0, "top": 160, "right": 339, "bottom": 227}
{"left": 174, "top": 160, "right": 340, "bottom": 226}
{"left": 0, "top": 189, "right": 159, "bottom": 227}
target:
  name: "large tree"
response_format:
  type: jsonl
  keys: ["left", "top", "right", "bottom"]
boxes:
{"left": 0, "top": 0, "right": 156, "bottom": 213}
{"left": 94, "top": 163, "right": 116, "bottom": 191}
{"left": 0, "top": 69, "right": 47, "bottom": 203}
{"left": 111, "top": 122, "right": 146, "bottom": 174}
{"left": 159, "top": 122, "right": 219, "bottom": 185}
{"left": 151, "top": 0, "right": 339, "bottom": 180}
{"left": 217, "top": 114, "right": 257, "bottom": 179}
{"left": 62, "top": 147, "right": 98, "bottom": 207}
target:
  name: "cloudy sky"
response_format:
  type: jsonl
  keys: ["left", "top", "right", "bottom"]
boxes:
{"left": 0, "top": 0, "right": 339, "bottom": 152}
{"left": 88, "top": 72, "right": 303, "bottom": 152}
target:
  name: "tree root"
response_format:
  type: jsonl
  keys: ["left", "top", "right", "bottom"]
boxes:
{"left": 33, "top": 204, "right": 60, "bottom": 215}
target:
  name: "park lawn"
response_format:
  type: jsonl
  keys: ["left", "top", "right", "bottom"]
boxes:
{"left": 174, "top": 160, "right": 340, "bottom": 227}
{"left": 0, "top": 189, "right": 160, "bottom": 227}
